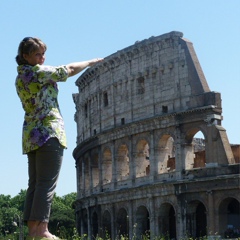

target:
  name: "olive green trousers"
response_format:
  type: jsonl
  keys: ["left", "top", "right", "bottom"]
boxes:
{"left": 23, "top": 138, "right": 64, "bottom": 223}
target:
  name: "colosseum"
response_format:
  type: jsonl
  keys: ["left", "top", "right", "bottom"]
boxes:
{"left": 72, "top": 31, "right": 240, "bottom": 239}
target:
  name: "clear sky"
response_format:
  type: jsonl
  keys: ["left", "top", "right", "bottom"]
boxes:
{"left": 1, "top": 0, "right": 239, "bottom": 197}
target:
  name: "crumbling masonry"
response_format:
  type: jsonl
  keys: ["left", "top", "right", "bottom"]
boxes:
{"left": 72, "top": 31, "right": 240, "bottom": 239}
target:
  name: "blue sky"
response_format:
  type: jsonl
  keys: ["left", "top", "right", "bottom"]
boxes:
{"left": 1, "top": 0, "right": 239, "bottom": 197}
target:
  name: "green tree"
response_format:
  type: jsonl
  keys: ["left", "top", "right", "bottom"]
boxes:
{"left": 0, "top": 194, "right": 11, "bottom": 208}
{"left": 49, "top": 192, "right": 77, "bottom": 239}
{"left": 10, "top": 189, "right": 26, "bottom": 212}
{"left": 0, "top": 206, "right": 21, "bottom": 236}
{"left": 0, "top": 191, "right": 77, "bottom": 239}
{"left": 0, "top": 192, "right": 26, "bottom": 238}
{"left": 0, "top": 194, "right": 12, "bottom": 236}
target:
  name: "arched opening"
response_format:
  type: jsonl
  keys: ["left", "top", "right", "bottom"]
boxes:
{"left": 158, "top": 203, "right": 176, "bottom": 239}
{"left": 116, "top": 144, "right": 129, "bottom": 181}
{"left": 196, "top": 203, "right": 207, "bottom": 238}
{"left": 186, "top": 201, "right": 207, "bottom": 238}
{"left": 193, "top": 131, "right": 206, "bottom": 168}
{"left": 116, "top": 208, "right": 129, "bottom": 237}
{"left": 219, "top": 198, "right": 240, "bottom": 238}
{"left": 184, "top": 129, "right": 206, "bottom": 170}
{"left": 83, "top": 156, "right": 90, "bottom": 193}
{"left": 92, "top": 211, "right": 98, "bottom": 238}
{"left": 82, "top": 208, "right": 88, "bottom": 235}
{"left": 169, "top": 206, "right": 176, "bottom": 239}
{"left": 102, "top": 210, "right": 112, "bottom": 238}
{"left": 135, "top": 206, "right": 150, "bottom": 238}
{"left": 91, "top": 152, "right": 99, "bottom": 188}
{"left": 102, "top": 148, "right": 112, "bottom": 184}
{"left": 158, "top": 135, "right": 175, "bottom": 173}
{"left": 135, "top": 140, "right": 150, "bottom": 178}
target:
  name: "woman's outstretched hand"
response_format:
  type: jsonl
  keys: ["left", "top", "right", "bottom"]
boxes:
{"left": 88, "top": 58, "right": 104, "bottom": 66}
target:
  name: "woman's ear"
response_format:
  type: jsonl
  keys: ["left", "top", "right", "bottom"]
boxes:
{"left": 23, "top": 53, "right": 29, "bottom": 62}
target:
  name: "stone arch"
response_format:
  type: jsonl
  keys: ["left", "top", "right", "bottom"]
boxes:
{"left": 158, "top": 202, "right": 176, "bottom": 239}
{"left": 184, "top": 128, "right": 206, "bottom": 170}
{"left": 135, "top": 139, "right": 150, "bottom": 177}
{"left": 157, "top": 134, "right": 175, "bottom": 173}
{"left": 82, "top": 208, "right": 88, "bottom": 235}
{"left": 135, "top": 205, "right": 150, "bottom": 238}
{"left": 116, "top": 207, "right": 129, "bottom": 237}
{"left": 193, "top": 130, "right": 206, "bottom": 168}
{"left": 92, "top": 211, "right": 98, "bottom": 238}
{"left": 102, "top": 210, "right": 112, "bottom": 238}
{"left": 116, "top": 144, "right": 130, "bottom": 181}
{"left": 102, "top": 147, "right": 112, "bottom": 184}
{"left": 186, "top": 200, "right": 207, "bottom": 238}
{"left": 91, "top": 150, "right": 99, "bottom": 188}
{"left": 133, "top": 133, "right": 151, "bottom": 147}
{"left": 219, "top": 197, "right": 240, "bottom": 237}
{"left": 83, "top": 154, "right": 90, "bottom": 192}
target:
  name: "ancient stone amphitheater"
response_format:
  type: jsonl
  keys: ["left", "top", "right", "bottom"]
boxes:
{"left": 72, "top": 31, "right": 240, "bottom": 239}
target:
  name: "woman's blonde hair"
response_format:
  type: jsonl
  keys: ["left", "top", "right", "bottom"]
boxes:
{"left": 15, "top": 37, "right": 47, "bottom": 65}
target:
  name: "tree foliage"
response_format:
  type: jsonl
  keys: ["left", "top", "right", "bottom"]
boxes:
{"left": 49, "top": 192, "right": 77, "bottom": 239}
{"left": 0, "top": 191, "right": 77, "bottom": 239}
{"left": 0, "top": 193, "right": 23, "bottom": 236}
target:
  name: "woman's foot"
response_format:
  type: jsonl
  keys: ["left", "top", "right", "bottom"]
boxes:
{"left": 35, "top": 222, "right": 55, "bottom": 238}
{"left": 27, "top": 221, "right": 60, "bottom": 239}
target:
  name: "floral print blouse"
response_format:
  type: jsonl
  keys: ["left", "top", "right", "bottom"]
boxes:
{"left": 15, "top": 64, "right": 69, "bottom": 154}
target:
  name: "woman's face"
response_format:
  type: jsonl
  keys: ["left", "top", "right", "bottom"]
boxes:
{"left": 23, "top": 47, "right": 45, "bottom": 66}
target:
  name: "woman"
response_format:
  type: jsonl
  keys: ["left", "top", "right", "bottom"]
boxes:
{"left": 15, "top": 37, "right": 103, "bottom": 240}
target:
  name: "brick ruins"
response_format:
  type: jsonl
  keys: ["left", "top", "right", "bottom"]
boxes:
{"left": 72, "top": 31, "right": 240, "bottom": 239}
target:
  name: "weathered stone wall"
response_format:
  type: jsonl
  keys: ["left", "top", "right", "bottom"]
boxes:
{"left": 72, "top": 31, "right": 239, "bottom": 239}
{"left": 73, "top": 31, "right": 219, "bottom": 143}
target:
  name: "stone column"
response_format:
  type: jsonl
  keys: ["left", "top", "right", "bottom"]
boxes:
{"left": 205, "top": 119, "right": 234, "bottom": 166}
{"left": 111, "top": 73, "right": 116, "bottom": 127}
{"left": 82, "top": 158, "right": 85, "bottom": 195}
{"left": 150, "top": 130, "right": 157, "bottom": 180}
{"left": 98, "top": 145, "right": 103, "bottom": 192}
{"left": 148, "top": 194, "right": 156, "bottom": 238}
{"left": 174, "top": 126, "right": 184, "bottom": 179}
{"left": 89, "top": 151, "right": 93, "bottom": 194}
{"left": 98, "top": 91, "right": 102, "bottom": 132}
{"left": 207, "top": 190, "right": 216, "bottom": 237}
{"left": 175, "top": 196, "right": 187, "bottom": 239}
{"left": 87, "top": 207, "right": 92, "bottom": 238}
{"left": 128, "top": 135, "right": 135, "bottom": 186}
{"left": 111, "top": 140, "right": 117, "bottom": 188}
{"left": 128, "top": 200, "right": 134, "bottom": 239}
{"left": 76, "top": 163, "right": 80, "bottom": 197}
{"left": 130, "top": 77, "right": 134, "bottom": 121}
{"left": 111, "top": 204, "right": 116, "bottom": 240}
